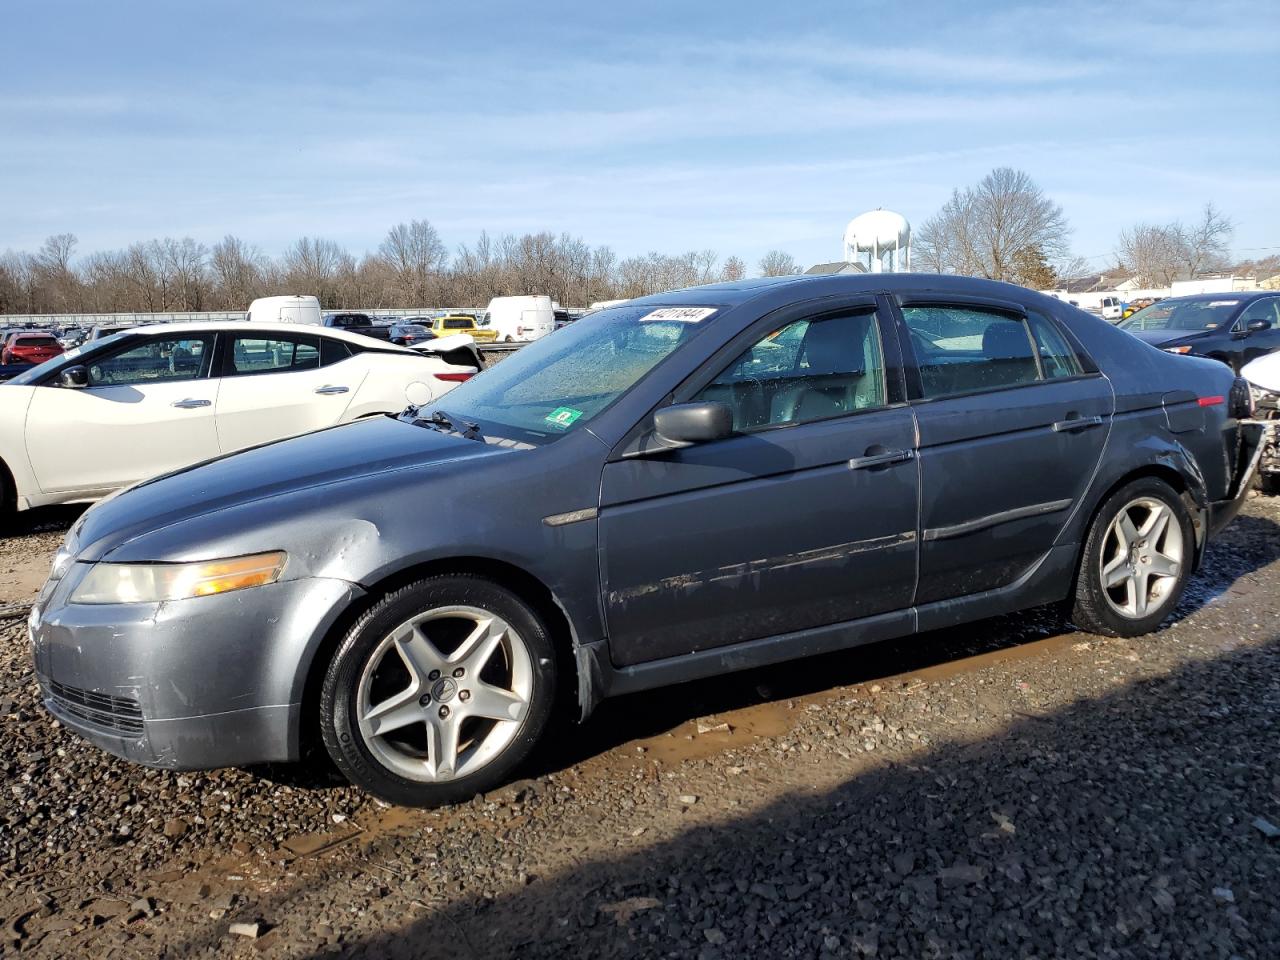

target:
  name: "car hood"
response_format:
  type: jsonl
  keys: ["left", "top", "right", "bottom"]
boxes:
{"left": 72, "top": 416, "right": 511, "bottom": 562}
{"left": 1122, "top": 328, "right": 1211, "bottom": 347}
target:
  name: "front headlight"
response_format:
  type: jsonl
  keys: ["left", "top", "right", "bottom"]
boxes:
{"left": 1163, "top": 345, "right": 1193, "bottom": 355}
{"left": 70, "top": 551, "right": 287, "bottom": 605}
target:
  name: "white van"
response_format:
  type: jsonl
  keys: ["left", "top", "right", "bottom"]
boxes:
{"left": 480, "top": 295, "right": 555, "bottom": 342}
{"left": 1099, "top": 296, "right": 1123, "bottom": 322}
{"left": 246, "top": 295, "right": 322, "bottom": 326}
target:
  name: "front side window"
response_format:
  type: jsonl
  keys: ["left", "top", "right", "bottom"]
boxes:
{"left": 86, "top": 336, "right": 214, "bottom": 386}
{"left": 903, "top": 306, "right": 1045, "bottom": 397}
{"left": 693, "top": 310, "right": 886, "bottom": 430}
{"left": 1236, "top": 298, "right": 1280, "bottom": 329}
{"left": 230, "top": 335, "right": 321, "bottom": 375}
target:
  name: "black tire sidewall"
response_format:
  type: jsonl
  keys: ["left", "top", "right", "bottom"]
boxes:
{"left": 1073, "top": 478, "right": 1195, "bottom": 637}
{"left": 321, "top": 575, "right": 556, "bottom": 807}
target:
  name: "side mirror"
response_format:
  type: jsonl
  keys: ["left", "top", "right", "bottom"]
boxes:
{"left": 653, "top": 401, "right": 733, "bottom": 448}
{"left": 1247, "top": 319, "right": 1272, "bottom": 333}
{"left": 58, "top": 365, "right": 89, "bottom": 388}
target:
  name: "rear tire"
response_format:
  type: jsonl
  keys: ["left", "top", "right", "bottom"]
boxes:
{"left": 1070, "top": 477, "right": 1194, "bottom": 637}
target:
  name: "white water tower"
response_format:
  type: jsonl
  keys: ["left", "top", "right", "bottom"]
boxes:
{"left": 843, "top": 209, "right": 911, "bottom": 272}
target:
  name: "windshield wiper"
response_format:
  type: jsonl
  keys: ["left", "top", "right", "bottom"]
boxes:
{"left": 419, "top": 408, "right": 483, "bottom": 441}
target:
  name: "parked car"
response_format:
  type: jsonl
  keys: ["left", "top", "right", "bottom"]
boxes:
{"left": 388, "top": 322, "right": 436, "bottom": 347}
{"left": 428, "top": 314, "right": 498, "bottom": 343}
{"left": 1118, "top": 292, "right": 1280, "bottom": 372}
{"left": 1242, "top": 351, "right": 1280, "bottom": 494}
{"left": 2, "top": 332, "right": 64, "bottom": 366}
{"left": 0, "top": 322, "right": 478, "bottom": 516}
{"left": 88, "top": 324, "right": 136, "bottom": 341}
{"left": 321, "top": 313, "right": 391, "bottom": 341}
{"left": 247, "top": 295, "right": 322, "bottom": 325}
{"left": 480, "top": 295, "right": 555, "bottom": 342}
{"left": 29, "top": 275, "right": 1260, "bottom": 807}
{"left": 1099, "top": 296, "right": 1123, "bottom": 322}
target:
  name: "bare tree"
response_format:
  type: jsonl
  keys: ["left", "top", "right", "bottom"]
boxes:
{"left": 758, "top": 250, "right": 800, "bottom": 277}
{"left": 378, "top": 219, "right": 448, "bottom": 306}
{"left": 720, "top": 255, "right": 746, "bottom": 282}
{"left": 916, "top": 169, "right": 1069, "bottom": 282}
{"left": 1116, "top": 223, "right": 1186, "bottom": 287}
{"left": 1181, "top": 203, "right": 1233, "bottom": 278}
{"left": 210, "top": 235, "right": 267, "bottom": 309}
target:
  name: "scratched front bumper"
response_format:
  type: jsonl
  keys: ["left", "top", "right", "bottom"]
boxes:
{"left": 29, "top": 573, "right": 359, "bottom": 770}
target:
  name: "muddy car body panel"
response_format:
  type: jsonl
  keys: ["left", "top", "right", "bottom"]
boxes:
{"left": 29, "top": 275, "right": 1259, "bottom": 768}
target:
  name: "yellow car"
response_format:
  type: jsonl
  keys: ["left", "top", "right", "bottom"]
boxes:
{"left": 430, "top": 314, "right": 498, "bottom": 343}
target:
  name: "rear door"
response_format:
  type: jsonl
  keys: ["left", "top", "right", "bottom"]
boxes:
{"left": 895, "top": 295, "right": 1112, "bottom": 603}
{"left": 214, "top": 332, "right": 368, "bottom": 453}
{"left": 599, "top": 298, "right": 919, "bottom": 666}
{"left": 25, "top": 332, "right": 219, "bottom": 494}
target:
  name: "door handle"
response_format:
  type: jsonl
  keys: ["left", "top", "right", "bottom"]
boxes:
{"left": 1051, "top": 415, "right": 1104, "bottom": 433}
{"left": 848, "top": 448, "right": 914, "bottom": 470}
{"left": 170, "top": 398, "right": 211, "bottom": 409}
{"left": 315, "top": 385, "right": 350, "bottom": 395}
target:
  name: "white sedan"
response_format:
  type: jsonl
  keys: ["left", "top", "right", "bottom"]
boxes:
{"left": 0, "top": 321, "right": 478, "bottom": 516}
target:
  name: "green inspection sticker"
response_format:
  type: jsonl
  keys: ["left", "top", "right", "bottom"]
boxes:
{"left": 545, "top": 406, "right": 584, "bottom": 429}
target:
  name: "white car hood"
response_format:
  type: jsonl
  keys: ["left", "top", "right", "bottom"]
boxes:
{"left": 1242, "top": 352, "right": 1280, "bottom": 393}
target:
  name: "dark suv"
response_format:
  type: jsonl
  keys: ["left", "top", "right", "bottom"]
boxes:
{"left": 1119, "top": 292, "right": 1280, "bottom": 372}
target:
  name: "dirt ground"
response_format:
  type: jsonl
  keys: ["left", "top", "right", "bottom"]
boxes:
{"left": 2, "top": 498, "right": 1279, "bottom": 958}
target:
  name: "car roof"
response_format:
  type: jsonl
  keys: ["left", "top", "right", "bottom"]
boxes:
{"left": 627, "top": 272, "right": 1060, "bottom": 309}
{"left": 101, "top": 321, "right": 415, "bottom": 351}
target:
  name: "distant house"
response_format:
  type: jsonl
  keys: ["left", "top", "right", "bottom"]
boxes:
{"left": 804, "top": 261, "right": 867, "bottom": 276}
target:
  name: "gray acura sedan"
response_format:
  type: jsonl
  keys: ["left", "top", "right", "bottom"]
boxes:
{"left": 30, "top": 274, "right": 1261, "bottom": 806}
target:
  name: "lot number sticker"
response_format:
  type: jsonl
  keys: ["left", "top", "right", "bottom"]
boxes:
{"left": 639, "top": 307, "right": 717, "bottom": 323}
{"left": 545, "top": 407, "right": 584, "bottom": 429}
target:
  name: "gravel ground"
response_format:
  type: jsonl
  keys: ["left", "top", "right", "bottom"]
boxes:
{"left": 2, "top": 498, "right": 1279, "bottom": 958}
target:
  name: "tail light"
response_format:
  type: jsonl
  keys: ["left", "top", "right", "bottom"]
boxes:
{"left": 433, "top": 372, "right": 474, "bottom": 383}
{"left": 1229, "top": 377, "right": 1254, "bottom": 419}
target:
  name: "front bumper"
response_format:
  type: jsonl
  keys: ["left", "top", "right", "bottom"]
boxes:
{"left": 29, "top": 573, "right": 362, "bottom": 770}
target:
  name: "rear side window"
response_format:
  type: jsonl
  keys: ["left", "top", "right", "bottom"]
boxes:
{"left": 903, "top": 305, "right": 1063, "bottom": 398}
{"left": 321, "top": 338, "right": 352, "bottom": 366}
{"left": 229, "top": 335, "right": 322, "bottom": 375}
{"left": 1027, "top": 313, "right": 1084, "bottom": 379}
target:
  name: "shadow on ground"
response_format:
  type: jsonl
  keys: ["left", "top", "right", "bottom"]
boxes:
{"left": 158, "top": 630, "right": 1280, "bottom": 959}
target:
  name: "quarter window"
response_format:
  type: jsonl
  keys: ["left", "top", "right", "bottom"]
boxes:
{"left": 903, "top": 305, "right": 1081, "bottom": 398}
{"left": 693, "top": 310, "right": 887, "bottom": 430}
{"left": 229, "top": 335, "right": 321, "bottom": 376}
{"left": 86, "top": 336, "right": 213, "bottom": 386}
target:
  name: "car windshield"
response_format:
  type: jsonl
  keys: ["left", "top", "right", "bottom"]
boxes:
{"left": 415, "top": 303, "right": 716, "bottom": 444}
{"left": 4, "top": 332, "right": 130, "bottom": 385}
{"left": 1120, "top": 299, "right": 1240, "bottom": 332}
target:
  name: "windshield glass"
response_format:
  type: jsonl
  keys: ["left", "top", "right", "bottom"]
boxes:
{"left": 418, "top": 303, "right": 716, "bottom": 444}
{"left": 1120, "top": 299, "right": 1240, "bottom": 332}
{"left": 5, "top": 332, "right": 130, "bottom": 385}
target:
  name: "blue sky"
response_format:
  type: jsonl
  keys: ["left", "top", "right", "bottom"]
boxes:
{"left": 1, "top": 0, "right": 1277, "bottom": 272}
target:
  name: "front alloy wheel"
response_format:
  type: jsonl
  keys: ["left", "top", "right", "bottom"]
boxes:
{"left": 322, "top": 576, "right": 556, "bottom": 807}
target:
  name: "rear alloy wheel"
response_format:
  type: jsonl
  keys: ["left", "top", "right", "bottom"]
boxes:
{"left": 1071, "top": 478, "right": 1194, "bottom": 637}
{"left": 321, "top": 576, "right": 556, "bottom": 807}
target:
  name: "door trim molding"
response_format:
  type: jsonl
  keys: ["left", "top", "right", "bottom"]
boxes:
{"left": 922, "top": 498, "right": 1074, "bottom": 542}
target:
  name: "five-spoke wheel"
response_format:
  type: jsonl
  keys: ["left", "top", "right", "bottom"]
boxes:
{"left": 322, "top": 576, "right": 556, "bottom": 807}
{"left": 1072, "top": 477, "right": 1194, "bottom": 637}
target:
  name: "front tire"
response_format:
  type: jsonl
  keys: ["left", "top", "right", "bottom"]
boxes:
{"left": 321, "top": 575, "right": 557, "bottom": 807}
{"left": 1070, "top": 478, "right": 1195, "bottom": 637}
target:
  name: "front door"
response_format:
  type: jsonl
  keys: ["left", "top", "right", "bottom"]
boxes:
{"left": 897, "top": 298, "right": 1113, "bottom": 604}
{"left": 599, "top": 301, "right": 919, "bottom": 667}
{"left": 25, "top": 332, "right": 220, "bottom": 495}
